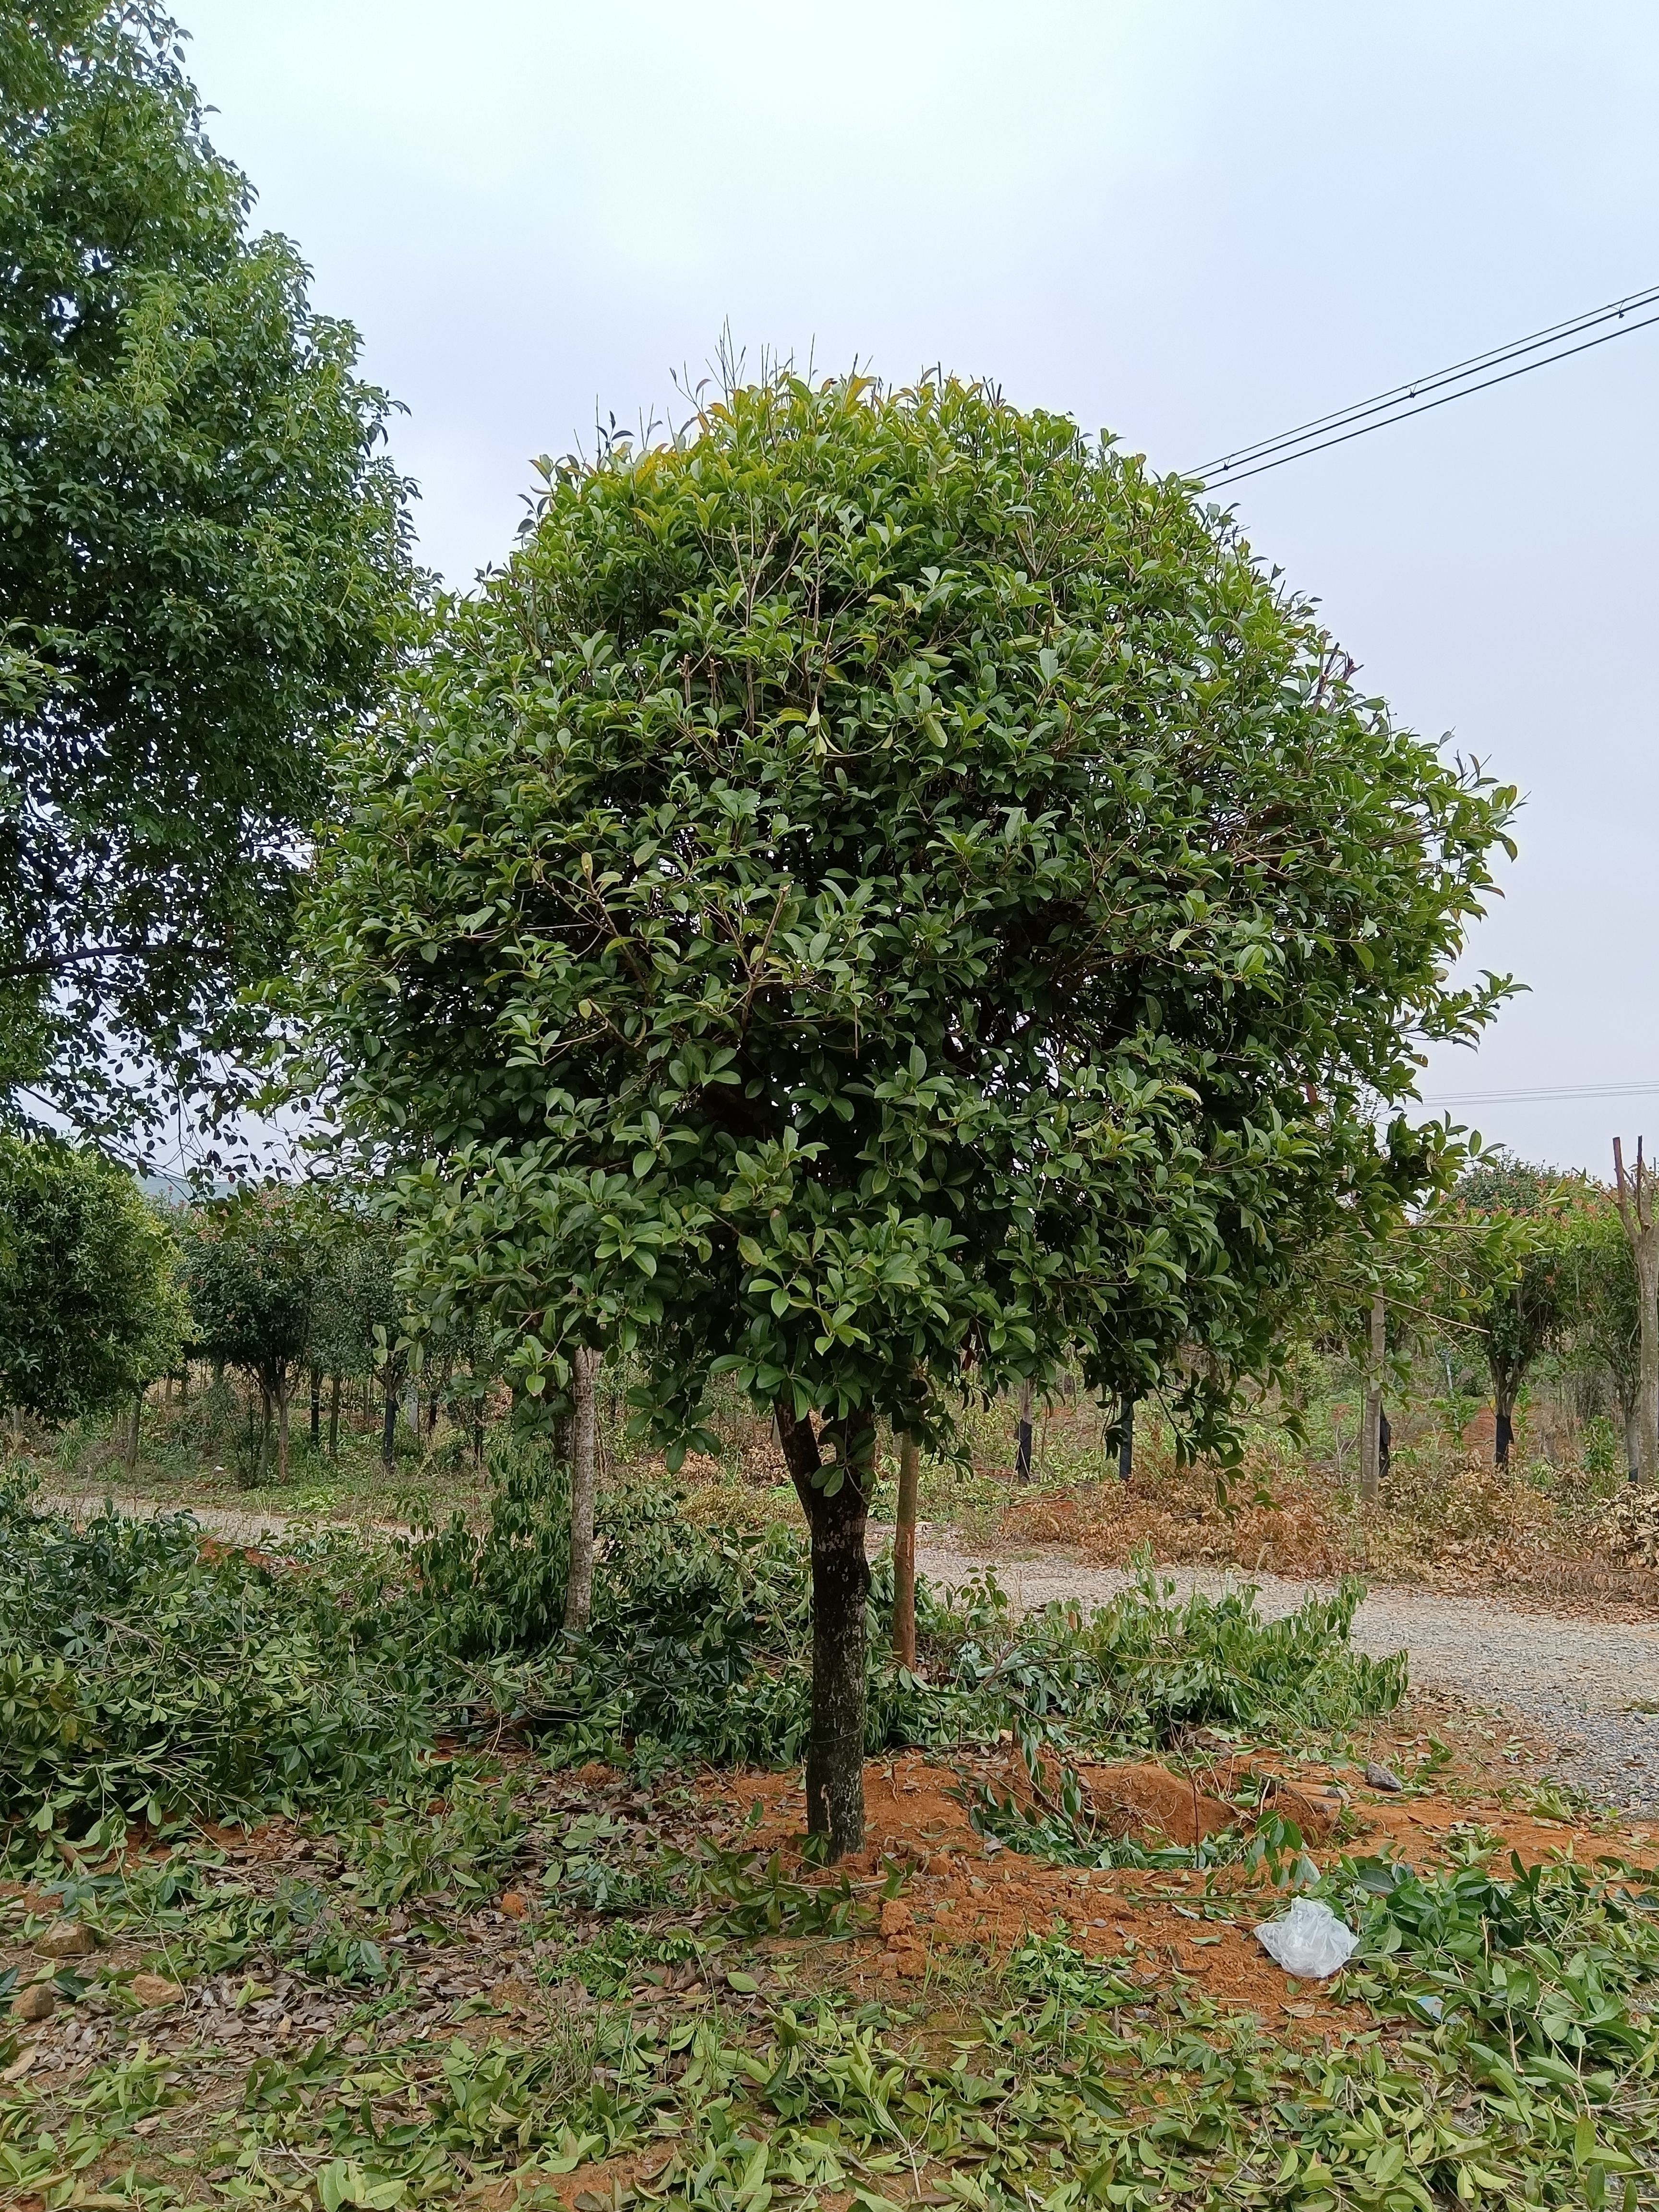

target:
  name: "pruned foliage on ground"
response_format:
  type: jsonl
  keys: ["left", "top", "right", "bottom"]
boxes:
{"left": 1, "top": 1461, "right": 1401, "bottom": 1849}
{"left": 6, "top": 1786, "right": 1659, "bottom": 2209}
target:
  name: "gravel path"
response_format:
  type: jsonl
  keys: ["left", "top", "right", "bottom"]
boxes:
{"left": 37, "top": 1488, "right": 1659, "bottom": 1814}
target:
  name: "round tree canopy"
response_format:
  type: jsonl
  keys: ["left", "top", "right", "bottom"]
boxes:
{"left": 0, "top": 1134, "right": 184, "bottom": 1419}
{"left": 299, "top": 373, "right": 1515, "bottom": 1455}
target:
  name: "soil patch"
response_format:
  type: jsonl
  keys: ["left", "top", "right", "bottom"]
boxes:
{"left": 698, "top": 1743, "right": 1659, "bottom": 2031}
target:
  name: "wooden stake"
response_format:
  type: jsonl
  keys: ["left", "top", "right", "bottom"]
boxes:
{"left": 893, "top": 1431, "right": 920, "bottom": 1670}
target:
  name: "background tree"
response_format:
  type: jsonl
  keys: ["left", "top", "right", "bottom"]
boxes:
{"left": 0, "top": 1132, "right": 184, "bottom": 1426}
{"left": 180, "top": 1187, "right": 319, "bottom": 1480}
{"left": 1560, "top": 1190, "right": 1643, "bottom": 1480}
{"left": 296, "top": 372, "right": 1515, "bottom": 1856}
{"left": 1612, "top": 1138, "right": 1659, "bottom": 1486}
{"left": 0, "top": 1, "right": 417, "bottom": 1148}
{"left": 1448, "top": 1153, "right": 1570, "bottom": 1469}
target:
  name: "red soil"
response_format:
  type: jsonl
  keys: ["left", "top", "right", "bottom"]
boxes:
{"left": 699, "top": 1746, "right": 1659, "bottom": 2030}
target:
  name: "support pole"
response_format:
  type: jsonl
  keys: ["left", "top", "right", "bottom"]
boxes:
{"left": 1014, "top": 1379, "right": 1034, "bottom": 1484}
{"left": 1359, "top": 1294, "right": 1385, "bottom": 1504}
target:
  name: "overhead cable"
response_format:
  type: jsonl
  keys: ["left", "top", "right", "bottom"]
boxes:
{"left": 1187, "top": 282, "right": 1659, "bottom": 485}
{"left": 1416, "top": 1081, "right": 1659, "bottom": 1109}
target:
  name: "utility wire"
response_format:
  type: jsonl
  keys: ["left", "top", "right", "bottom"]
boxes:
{"left": 1418, "top": 1081, "right": 1659, "bottom": 1108}
{"left": 1190, "top": 280, "right": 1659, "bottom": 474}
{"left": 1188, "top": 281, "right": 1659, "bottom": 485}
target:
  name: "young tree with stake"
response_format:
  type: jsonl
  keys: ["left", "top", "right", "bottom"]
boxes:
{"left": 295, "top": 373, "right": 1514, "bottom": 1857}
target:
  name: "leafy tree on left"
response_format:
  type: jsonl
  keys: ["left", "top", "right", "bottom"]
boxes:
{"left": 0, "top": 1133, "right": 185, "bottom": 1422}
{"left": 0, "top": 1, "right": 419, "bottom": 1149}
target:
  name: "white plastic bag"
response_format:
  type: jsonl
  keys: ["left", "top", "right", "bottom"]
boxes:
{"left": 1253, "top": 1897, "right": 1358, "bottom": 1979}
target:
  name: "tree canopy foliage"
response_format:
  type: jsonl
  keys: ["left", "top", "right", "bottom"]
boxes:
{"left": 0, "top": 1132, "right": 183, "bottom": 1419}
{"left": 0, "top": 1, "right": 417, "bottom": 1146}
{"left": 296, "top": 370, "right": 1516, "bottom": 1848}
{"left": 301, "top": 373, "right": 1514, "bottom": 1448}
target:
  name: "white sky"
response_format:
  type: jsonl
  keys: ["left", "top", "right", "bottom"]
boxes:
{"left": 180, "top": 0, "right": 1659, "bottom": 1177}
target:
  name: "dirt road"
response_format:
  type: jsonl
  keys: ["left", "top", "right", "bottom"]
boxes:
{"left": 36, "top": 1487, "right": 1659, "bottom": 1814}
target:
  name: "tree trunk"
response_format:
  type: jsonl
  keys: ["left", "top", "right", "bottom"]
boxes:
{"left": 1013, "top": 1378, "right": 1034, "bottom": 1484}
{"left": 309, "top": 1366, "right": 322, "bottom": 1448}
{"left": 1117, "top": 1395, "right": 1135, "bottom": 1484}
{"left": 892, "top": 1431, "right": 920, "bottom": 1670}
{"left": 381, "top": 1387, "right": 397, "bottom": 1470}
{"left": 276, "top": 1370, "right": 290, "bottom": 1483}
{"left": 259, "top": 1385, "right": 273, "bottom": 1481}
{"left": 777, "top": 1401, "right": 870, "bottom": 1859}
{"left": 328, "top": 1373, "right": 341, "bottom": 1459}
{"left": 563, "top": 1346, "right": 599, "bottom": 1634}
{"left": 1623, "top": 1398, "right": 1641, "bottom": 1486}
{"left": 1359, "top": 1294, "right": 1385, "bottom": 1503}
{"left": 1494, "top": 1388, "right": 1514, "bottom": 1471}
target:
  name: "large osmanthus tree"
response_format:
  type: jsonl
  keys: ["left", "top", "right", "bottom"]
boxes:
{"left": 295, "top": 373, "right": 1514, "bottom": 1855}
{"left": 0, "top": 1, "right": 417, "bottom": 1149}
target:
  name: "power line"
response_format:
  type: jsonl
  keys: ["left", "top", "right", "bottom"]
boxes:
{"left": 1417, "top": 1082, "right": 1659, "bottom": 1108}
{"left": 1189, "top": 280, "right": 1659, "bottom": 475}
{"left": 1187, "top": 282, "right": 1659, "bottom": 485}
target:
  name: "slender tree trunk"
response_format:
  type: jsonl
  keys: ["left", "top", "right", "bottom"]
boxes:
{"left": 892, "top": 1430, "right": 920, "bottom": 1670}
{"left": 777, "top": 1401, "right": 870, "bottom": 1859}
{"left": 328, "top": 1373, "right": 341, "bottom": 1459}
{"left": 276, "top": 1371, "right": 290, "bottom": 1483}
{"left": 381, "top": 1387, "right": 397, "bottom": 1471}
{"left": 309, "top": 1366, "right": 321, "bottom": 1448}
{"left": 1359, "top": 1294, "right": 1385, "bottom": 1503}
{"left": 563, "top": 1346, "right": 600, "bottom": 1634}
{"left": 259, "top": 1385, "right": 273, "bottom": 1482}
{"left": 1118, "top": 1395, "right": 1135, "bottom": 1484}
{"left": 1013, "top": 1378, "right": 1034, "bottom": 1484}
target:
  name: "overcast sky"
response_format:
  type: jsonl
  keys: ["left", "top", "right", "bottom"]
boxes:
{"left": 181, "top": 0, "right": 1658, "bottom": 1176}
